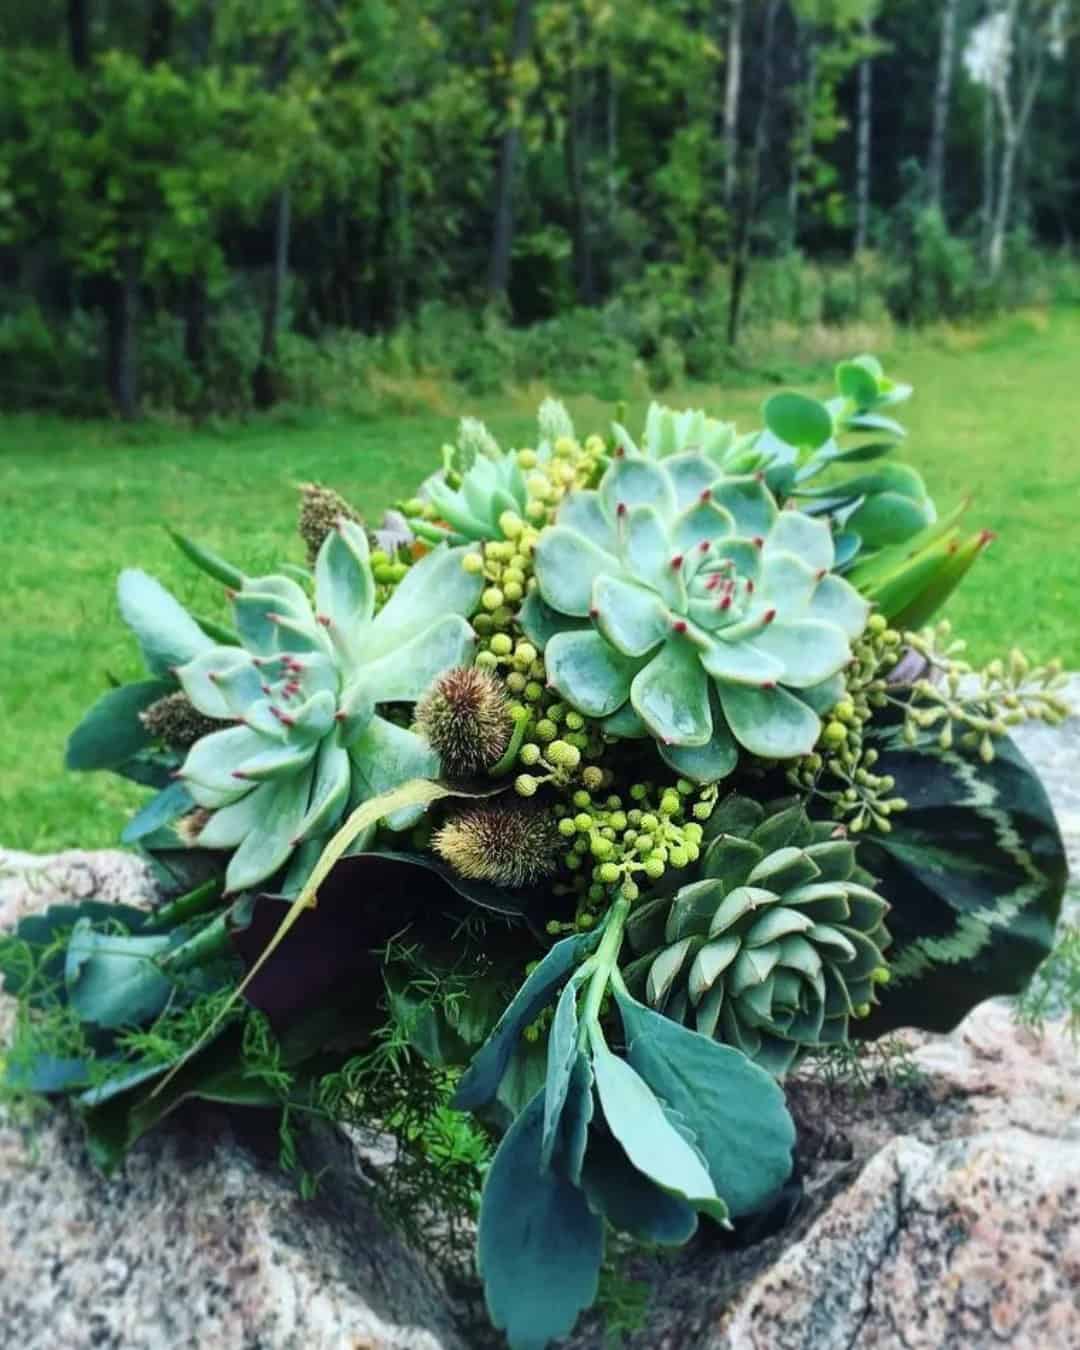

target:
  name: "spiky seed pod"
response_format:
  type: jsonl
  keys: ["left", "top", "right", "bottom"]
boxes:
{"left": 298, "top": 482, "right": 364, "bottom": 564}
{"left": 139, "top": 691, "right": 226, "bottom": 749}
{"left": 621, "top": 796, "right": 891, "bottom": 1077}
{"left": 434, "top": 803, "right": 561, "bottom": 888}
{"left": 415, "top": 667, "right": 513, "bottom": 777}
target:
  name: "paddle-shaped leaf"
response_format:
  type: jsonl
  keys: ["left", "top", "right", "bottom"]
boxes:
{"left": 478, "top": 1088, "right": 604, "bottom": 1350}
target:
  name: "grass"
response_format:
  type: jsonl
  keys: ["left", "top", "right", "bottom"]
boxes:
{"left": 2, "top": 306, "right": 1078, "bottom": 854}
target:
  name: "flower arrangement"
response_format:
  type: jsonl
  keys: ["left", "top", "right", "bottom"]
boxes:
{"left": 1, "top": 358, "right": 1069, "bottom": 1348}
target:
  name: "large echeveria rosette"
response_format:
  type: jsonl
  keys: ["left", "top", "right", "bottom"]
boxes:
{"left": 169, "top": 522, "right": 482, "bottom": 892}
{"left": 524, "top": 450, "right": 870, "bottom": 782}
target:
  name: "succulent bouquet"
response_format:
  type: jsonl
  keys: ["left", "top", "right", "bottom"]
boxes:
{"left": 1, "top": 358, "right": 1069, "bottom": 1349}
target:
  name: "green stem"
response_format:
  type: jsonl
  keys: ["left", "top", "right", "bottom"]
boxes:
{"left": 153, "top": 877, "right": 224, "bottom": 930}
{"left": 158, "top": 912, "right": 232, "bottom": 974}
{"left": 578, "top": 895, "right": 631, "bottom": 1044}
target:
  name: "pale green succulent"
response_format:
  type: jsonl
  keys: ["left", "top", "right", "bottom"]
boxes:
{"left": 526, "top": 451, "right": 869, "bottom": 782}
{"left": 158, "top": 522, "right": 481, "bottom": 892}
{"left": 622, "top": 804, "right": 891, "bottom": 1075}
{"left": 612, "top": 402, "right": 759, "bottom": 472}
{"left": 422, "top": 443, "right": 529, "bottom": 543}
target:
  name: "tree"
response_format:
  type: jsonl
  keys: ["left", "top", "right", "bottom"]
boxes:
{"left": 927, "top": 0, "right": 961, "bottom": 211}
{"left": 487, "top": 0, "right": 534, "bottom": 301}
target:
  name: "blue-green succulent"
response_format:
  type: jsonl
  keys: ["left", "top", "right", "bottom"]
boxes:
{"left": 422, "top": 439, "right": 529, "bottom": 543}
{"left": 526, "top": 451, "right": 869, "bottom": 782}
{"left": 133, "top": 522, "right": 482, "bottom": 892}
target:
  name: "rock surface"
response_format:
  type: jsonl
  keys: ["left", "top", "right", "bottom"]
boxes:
{"left": 0, "top": 849, "right": 467, "bottom": 1350}
{"left": 1, "top": 686, "right": 1078, "bottom": 1350}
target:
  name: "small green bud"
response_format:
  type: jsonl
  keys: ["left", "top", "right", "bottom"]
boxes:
{"left": 514, "top": 774, "right": 539, "bottom": 797}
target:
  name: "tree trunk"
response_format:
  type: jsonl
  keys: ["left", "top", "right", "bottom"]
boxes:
{"left": 105, "top": 246, "right": 139, "bottom": 419}
{"left": 564, "top": 46, "right": 595, "bottom": 305}
{"left": 487, "top": 0, "right": 533, "bottom": 302}
{"left": 787, "top": 27, "right": 817, "bottom": 250}
{"left": 854, "top": 15, "right": 873, "bottom": 256}
{"left": 727, "top": 0, "right": 780, "bottom": 347}
{"left": 927, "top": 0, "right": 959, "bottom": 212}
{"left": 988, "top": 0, "right": 1045, "bottom": 278}
{"left": 722, "top": 0, "right": 744, "bottom": 213}
{"left": 67, "top": 0, "right": 90, "bottom": 69}
{"left": 184, "top": 275, "right": 208, "bottom": 376}
{"left": 980, "top": 88, "right": 996, "bottom": 258}
{"left": 605, "top": 60, "right": 618, "bottom": 239}
{"left": 252, "top": 188, "right": 291, "bottom": 409}
{"left": 145, "top": 1, "right": 173, "bottom": 66}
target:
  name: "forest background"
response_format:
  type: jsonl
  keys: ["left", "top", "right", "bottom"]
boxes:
{"left": 1, "top": 0, "right": 1079, "bottom": 421}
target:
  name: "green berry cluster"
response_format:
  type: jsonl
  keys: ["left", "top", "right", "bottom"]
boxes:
{"left": 901, "top": 625, "right": 1071, "bottom": 761}
{"left": 789, "top": 614, "right": 909, "bottom": 834}
{"left": 546, "top": 779, "right": 711, "bottom": 931}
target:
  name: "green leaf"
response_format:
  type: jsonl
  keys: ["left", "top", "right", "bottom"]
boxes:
{"left": 718, "top": 683, "right": 821, "bottom": 760}
{"left": 121, "top": 780, "right": 195, "bottom": 844}
{"left": 835, "top": 360, "right": 880, "bottom": 408}
{"left": 545, "top": 629, "right": 645, "bottom": 719}
{"left": 365, "top": 543, "right": 484, "bottom": 657}
{"left": 66, "top": 678, "right": 174, "bottom": 771}
{"left": 591, "top": 1037, "right": 727, "bottom": 1218}
{"left": 314, "top": 518, "right": 375, "bottom": 644}
{"left": 453, "top": 929, "right": 602, "bottom": 1111}
{"left": 478, "top": 1088, "right": 604, "bottom": 1350}
{"left": 763, "top": 392, "right": 833, "bottom": 450}
{"left": 614, "top": 985, "right": 795, "bottom": 1218}
{"left": 540, "top": 965, "right": 592, "bottom": 1168}
{"left": 167, "top": 528, "right": 246, "bottom": 589}
{"left": 65, "top": 920, "right": 175, "bottom": 1028}
{"left": 858, "top": 728, "right": 1066, "bottom": 1036}
{"left": 535, "top": 526, "right": 621, "bottom": 618}
{"left": 117, "top": 569, "right": 215, "bottom": 675}
{"left": 631, "top": 639, "right": 712, "bottom": 747}
{"left": 580, "top": 1128, "right": 698, "bottom": 1246}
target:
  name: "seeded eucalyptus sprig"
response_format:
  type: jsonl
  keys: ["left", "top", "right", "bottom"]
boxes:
{"left": 898, "top": 624, "right": 1072, "bottom": 760}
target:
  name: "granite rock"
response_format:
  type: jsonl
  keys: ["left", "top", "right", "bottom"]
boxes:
{"left": 0, "top": 847, "right": 467, "bottom": 1350}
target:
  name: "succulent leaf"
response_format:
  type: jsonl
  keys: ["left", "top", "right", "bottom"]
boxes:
{"left": 130, "top": 533, "right": 483, "bottom": 892}
{"left": 532, "top": 456, "right": 868, "bottom": 781}
{"left": 623, "top": 804, "right": 891, "bottom": 1075}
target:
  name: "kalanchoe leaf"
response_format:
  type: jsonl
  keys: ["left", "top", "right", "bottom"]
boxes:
{"left": 453, "top": 928, "right": 603, "bottom": 1112}
{"left": 580, "top": 1128, "right": 698, "bottom": 1246}
{"left": 66, "top": 678, "right": 175, "bottom": 771}
{"left": 614, "top": 985, "right": 796, "bottom": 1218}
{"left": 591, "top": 1036, "right": 728, "bottom": 1220}
{"left": 477, "top": 1087, "right": 604, "bottom": 1350}
{"left": 531, "top": 451, "right": 868, "bottom": 782}
{"left": 65, "top": 920, "right": 176, "bottom": 1029}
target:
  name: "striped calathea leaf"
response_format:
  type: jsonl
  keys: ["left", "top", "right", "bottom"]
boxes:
{"left": 856, "top": 724, "right": 1067, "bottom": 1037}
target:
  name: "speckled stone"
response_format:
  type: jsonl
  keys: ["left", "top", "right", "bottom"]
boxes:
{"left": 0, "top": 849, "right": 465, "bottom": 1350}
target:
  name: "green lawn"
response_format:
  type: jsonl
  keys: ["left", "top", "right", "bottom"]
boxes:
{"left": 3, "top": 307, "right": 1079, "bottom": 854}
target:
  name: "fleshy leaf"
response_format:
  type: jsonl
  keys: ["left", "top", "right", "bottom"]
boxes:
{"left": 66, "top": 678, "right": 174, "bottom": 771}
{"left": 615, "top": 985, "right": 795, "bottom": 1218}
{"left": 478, "top": 1088, "right": 604, "bottom": 1350}
{"left": 545, "top": 630, "right": 645, "bottom": 718}
{"left": 117, "top": 570, "right": 215, "bottom": 675}
{"left": 718, "top": 683, "right": 821, "bottom": 759}
{"left": 453, "top": 928, "right": 602, "bottom": 1111}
